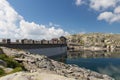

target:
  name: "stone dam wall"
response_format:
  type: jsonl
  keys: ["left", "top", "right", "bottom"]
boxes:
{"left": 0, "top": 44, "right": 67, "bottom": 57}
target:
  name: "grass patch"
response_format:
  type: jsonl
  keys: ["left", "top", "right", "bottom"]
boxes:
{"left": 0, "top": 54, "right": 22, "bottom": 68}
{"left": 12, "top": 67, "right": 23, "bottom": 73}
{"left": 0, "top": 68, "right": 5, "bottom": 75}
{"left": 0, "top": 54, "right": 25, "bottom": 76}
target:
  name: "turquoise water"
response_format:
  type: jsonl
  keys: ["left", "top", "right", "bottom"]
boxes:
{"left": 66, "top": 58, "right": 120, "bottom": 80}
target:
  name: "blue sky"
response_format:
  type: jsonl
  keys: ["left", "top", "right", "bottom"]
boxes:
{"left": 8, "top": 0, "right": 120, "bottom": 33}
{"left": 0, "top": 0, "right": 120, "bottom": 39}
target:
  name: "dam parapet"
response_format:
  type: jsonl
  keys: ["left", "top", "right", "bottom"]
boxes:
{"left": 0, "top": 36, "right": 67, "bottom": 45}
{"left": 0, "top": 36, "right": 67, "bottom": 57}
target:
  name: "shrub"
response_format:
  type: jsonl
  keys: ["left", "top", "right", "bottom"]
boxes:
{"left": 12, "top": 67, "right": 22, "bottom": 73}
{"left": 0, "top": 68, "right": 5, "bottom": 75}
{"left": 0, "top": 54, "right": 25, "bottom": 76}
{"left": 0, "top": 54, "right": 22, "bottom": 68}
{"left": 0, "top": 54, "right": 7, "bottom": 60}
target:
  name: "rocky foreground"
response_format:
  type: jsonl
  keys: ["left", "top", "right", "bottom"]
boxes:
{"left": 0, "top": 47, "right": 114, "bottom": 80}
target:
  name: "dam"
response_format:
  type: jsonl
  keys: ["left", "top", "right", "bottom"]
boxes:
{"left": 0, "top": 37, "right": 67, "bottom": 57}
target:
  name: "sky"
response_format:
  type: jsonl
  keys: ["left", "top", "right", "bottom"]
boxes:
{"left": 0, "top": 0, "right": 120, "bottom": 40}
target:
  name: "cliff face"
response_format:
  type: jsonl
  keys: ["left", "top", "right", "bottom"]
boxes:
{"left": 0, "top": 47, "right": 114, "bottom": 80}
{"left": 67, "top": 33, "right": 120, "bottom": 51}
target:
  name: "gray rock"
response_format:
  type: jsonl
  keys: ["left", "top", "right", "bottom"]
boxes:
{"left": 0, "top": 60, "right": 7, "bottom": 67}
{"left": 0, "top": 72, "right": 76, "bottom": 80}
{"left": 0, "top": 47, "right": 114, "bottom": 80}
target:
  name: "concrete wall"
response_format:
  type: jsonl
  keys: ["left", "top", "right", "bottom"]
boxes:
{"left": 0, "top": 44, "right": 66, "bottom": 49}
{"left": 24, "top": 47, "right": 67, "bottom": 57}
{"left": 0, "top": 44, "right": 67, "bottom": 57}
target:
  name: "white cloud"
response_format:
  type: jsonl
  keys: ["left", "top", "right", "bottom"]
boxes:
{"left": 98, "top": 6, "right": 120, "bottom": 23}
{"left": 74, "top": 0, "right": 120, "bottom": 23}
{"left": 75, "top": 0, "right": 84, "bottom": 6}
{"left": 90, "top": 0, "right": 117, "bottom": 11}
{"left": 19, "top": 20, "right": 69, "bottom": 39}
{"left": 98, "top": 12, "right": 114, "bottom": 22}
{"left": 0, "top": 0, "right": 69, "bottom": 40}
{"left": 89, "top": 0, "right": 120, "bottom": 23}
{"left": 114, "top": 6, "right": 120, "bottom": 14}
{"left": 0, "top": 0, "right": 23, "bottom": 38}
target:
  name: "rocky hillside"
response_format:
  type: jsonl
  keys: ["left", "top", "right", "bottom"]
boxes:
{"left": 0, "top": 47, "right": 114, "bottom": 80}
{"left": 67, "top": 33, "right": 120, "bottom": 51}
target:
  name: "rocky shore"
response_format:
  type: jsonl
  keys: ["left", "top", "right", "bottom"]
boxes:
{"left": 67, "top": 33, "right": 120, "bottom": 52}
{"left": 0, "top": 47, "right": 114, "bottom": 80}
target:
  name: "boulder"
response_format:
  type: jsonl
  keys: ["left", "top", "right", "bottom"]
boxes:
{"left": 0, "top": 60, "right": 7, "bottom": 67}
{"left": 0, "top": 72, "right": 76, "bottom": 80}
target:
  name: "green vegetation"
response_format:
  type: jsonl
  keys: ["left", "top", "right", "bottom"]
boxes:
{"left": 0, "top": 53, "right": 25, "bottom": 76}
{"left": 0, "top": 54, "right": 22, "bottom": 68}
{"left": 0, "top": 68, "right": 5, "bottom": 75}
{"left": 11, "top": 67, "right": 23, "bottom": 73}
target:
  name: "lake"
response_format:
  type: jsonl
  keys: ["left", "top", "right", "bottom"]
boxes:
{"left": 65, "top": 51, "right": 120, "bottom": 80}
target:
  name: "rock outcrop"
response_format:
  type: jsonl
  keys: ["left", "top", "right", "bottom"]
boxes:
{"left": 0, "top": 47, "right": 114, "bottom": 80}
{"left": 67, "top": 33, "right": 120, "bottom": 52}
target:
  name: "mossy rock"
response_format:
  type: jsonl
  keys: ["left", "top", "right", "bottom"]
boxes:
{"left": 0, "top": 68, "right": 5, "bottom": 75}
{"left": 0, "top": 54, "right": 22, "bottom": 68}
{"left": 11, "top": 67, "right": 22, "bottom": 73}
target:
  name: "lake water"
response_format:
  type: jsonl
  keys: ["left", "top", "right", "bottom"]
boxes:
{"left": 65, "top": 51, "right": 120, "bottom": 80}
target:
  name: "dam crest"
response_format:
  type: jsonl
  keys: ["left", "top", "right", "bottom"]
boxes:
{"left": 0, "top": 36, "right": 67, "bottom": 57}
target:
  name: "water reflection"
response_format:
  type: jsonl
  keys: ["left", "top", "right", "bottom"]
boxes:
{"left": 66, "top": 50, "right": 120, "bottom": 80}
{"left": 67, "top": 50, "right": 120, "bottom": 59}
{"left": 97, "top": 65, "right": 120, "bottom": 80}
{"left": 54, "top": 50, "right": 120, "bottom": 80}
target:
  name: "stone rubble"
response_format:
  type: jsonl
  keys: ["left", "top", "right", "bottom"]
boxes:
{"left": 0, "top": 47, "right": 114, "bottom": 80}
